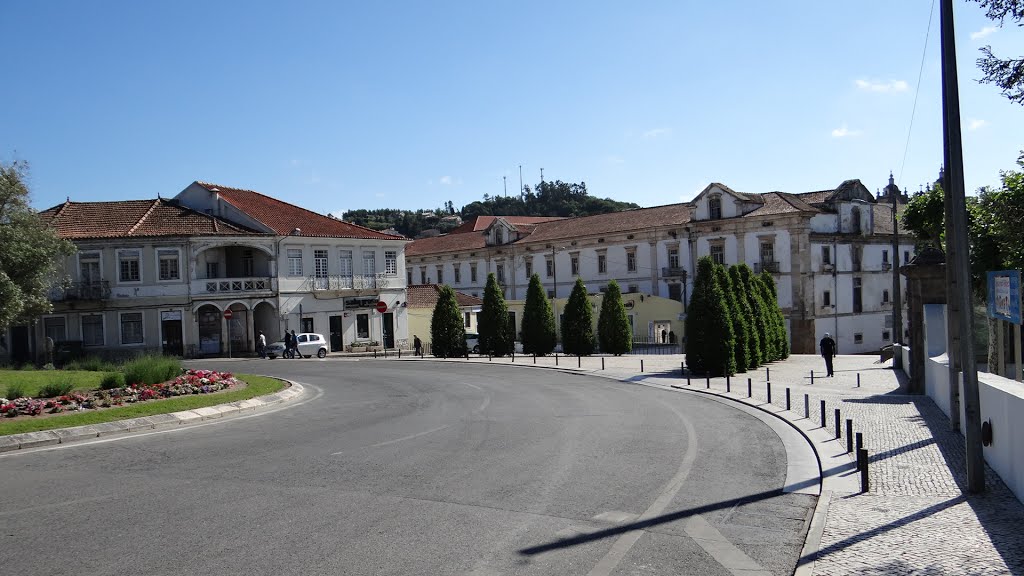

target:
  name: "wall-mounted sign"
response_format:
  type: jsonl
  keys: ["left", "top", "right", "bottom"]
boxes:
{"left": 987, "top": 270, "right": 1021, "bottom": 325}
{"left": 160, "top": 310, "right": 182, "bottom": 321}
{"left": 624, "top": 300, "right": 635, "bottom": 310}
{"left": 344, "top": 296, "right": 380, "bottom": 309}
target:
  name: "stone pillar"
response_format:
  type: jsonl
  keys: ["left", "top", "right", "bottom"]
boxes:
{"left": 899, "top": 248, "right": 947, "bottom": 394}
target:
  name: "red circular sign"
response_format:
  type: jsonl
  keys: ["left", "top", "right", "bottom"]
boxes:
{"left": 375, "top": 301, "right": 388, "bottom": 313}
{"left": 223, "top": 309, "right": 233, "bottom": 320}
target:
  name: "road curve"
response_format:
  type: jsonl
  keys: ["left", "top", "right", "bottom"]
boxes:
{"left": 0, "top": 359, "right": 815, "bottom": 576}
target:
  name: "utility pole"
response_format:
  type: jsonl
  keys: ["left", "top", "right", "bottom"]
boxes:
{"left": 941, "top": 0, "right": 984, "bottom": 492}
{"left": 892, "top": 179, "right": 903, "bottom": 370}
{"left": 551, "top": 245, "right": 558, "bottom": 344}
{"left": 540, "top": 167, "right": 544, "bottom": 183}
{"left": 519, "top": 165, "right": 523, "bottom": 197}
{"left": 944, "top": 169, "right": 962, "bottom": 431}
{"left": 503, "top": 175, "right": 507, "bottom": 198}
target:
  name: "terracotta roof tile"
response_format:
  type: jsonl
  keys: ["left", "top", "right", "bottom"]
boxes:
{"left": 448, "top": 215, "right": 565, "bottom": 234}
{"left": 523, "top": 203, "right": 692, "bottom": 244}
{"left": 406, "top": 284, "right": 483, "bottom": 308}
{"left": 195, "top": 181, "right": 406, "bottom": 240}
{"left": 744, "top": 192, "right": 820, "bottom": 217}
{"left": 406, "top": 231, "right": 487, "bottom": 256}
{"left": 39, "top": 199, "right": 261, "bottom": 239}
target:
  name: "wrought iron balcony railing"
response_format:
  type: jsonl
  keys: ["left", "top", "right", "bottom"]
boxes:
{"left": 51, "top": 281, "right": 111, "bottom": 301}
{"left": 754, "top": 261, "right": 780, "bottom": 273}
{"left": 309, "top": 274, "right": 392, "bottom": 291}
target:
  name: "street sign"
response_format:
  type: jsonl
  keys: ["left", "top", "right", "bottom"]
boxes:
{"left": 223, "top": 309, "right": 233, "bottom": 320}
{"left": 375, "top": 301, "right": 388, "bottom": 313}
{"left": 987, "top": 270, "right": 1021, "bottom": 324}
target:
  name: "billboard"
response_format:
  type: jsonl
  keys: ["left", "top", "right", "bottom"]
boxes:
{"left": 987, "top": 270, "right": 1022, "bottom": 324}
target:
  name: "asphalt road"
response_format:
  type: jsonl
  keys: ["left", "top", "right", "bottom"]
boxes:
{"left": 0, "top": 358, "right": 816, "bottom": 575}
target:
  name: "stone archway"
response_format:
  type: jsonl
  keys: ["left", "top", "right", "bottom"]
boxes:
{"left": 253, "top": 301, "right": 279, "bottom": 346}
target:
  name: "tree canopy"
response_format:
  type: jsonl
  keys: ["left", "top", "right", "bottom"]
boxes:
{"left": 521, "top": 273, "right": 557, "bottom": 355}
{"left": 562, "top": 278, "right": 595, "bottom": 356}
{"left": 429, "top": 285, "right": 467, "bottom": 358}
{"left": 0, "top": 161, "right": 75, "bottom": 331}
{"left": 479, "top": 273, "right": 514, "bottom": 356}
{"left": 685, "top": 257, "right": 736, "bottom": 376}
{"left": 973, "top": 0, "right": 1024, "bottom": 104}
{"left": 597, "top": 280, "right": 632, "bottom": 356}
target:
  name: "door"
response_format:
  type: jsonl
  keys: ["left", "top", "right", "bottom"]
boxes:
{"left": 329, "top": 315, "right": 343, "bottom": 352}
{"left": 11, "top": 326, "right": 30, "bottom": 364}
{"left": 162, "top": 319, "right": 184, "bottom": 357}
{"left": 382, "top": 312, "right": 394, "bottom": 349}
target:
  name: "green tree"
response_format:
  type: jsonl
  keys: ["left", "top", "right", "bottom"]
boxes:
{"left": 738, "top": 264, "right": 770, "bottom": 365}
{"left": 729, "top": 265, "right": 761, "bottom": 369}
{"left": 429, "top": 285, "right": 467, "bottom": 357}
{"left": 759, "top": 271, "right": 789, "bottom": 359}
{"left": 562, "top": 278, "right": 595, "bottom": 355}
{"left": 717, "top": 265, "right": 749, "bottom": 372}
{"left": 597, "top": 280, "right": 632, "bottom": 355}
{"left": 901, "top": 183, "right": 945, "bottom": 250}
{"left": 685, "top": 257, "right": 736, "bottom": 376}
{"left": 0, "top": 162, "right": 75, "bottom": 331}
{"left": 972, "top": 0, "right": 1024, "bottom": 104}
{"left": 479, "top": 273, "right": 513, "bottom": 356}
{"left": 521, "top": 273, "right": 557, "bottom": 355}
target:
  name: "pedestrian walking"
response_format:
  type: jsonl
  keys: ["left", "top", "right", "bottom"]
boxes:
{"left": 257, "top": 331, "right": 267, "bottom": 359}
{"left": 284, "top": 330, "right": 294, "bottom": 359}
{"left": 820, "top": 332, "right": 836, "bottom": 377}
{"left": 289, "top": 329, "right": 300, "bottom": 359}
{"left": 414, "top": 335, "right": 422, "bottom": 357}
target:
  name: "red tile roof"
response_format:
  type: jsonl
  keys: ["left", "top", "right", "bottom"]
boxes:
{"left": 448, "top": 215, "right": 566, "bottom": 234}
{"left": 406, "top": 230, "right": 487, "bottom": 257}
{"left": 39, "top": 199, "right": 261, "bottom": 239}
{"left": 523, "top": 203, "right": 692, "bottom": 244}
{"left": 744, "top": 192, "right": 820, "bottom": 217}
{"left": 195, "top": 181, "right": 406, "bottom": 240}
{"left": 406, "top": 284, "right": 483, "bottom": 308}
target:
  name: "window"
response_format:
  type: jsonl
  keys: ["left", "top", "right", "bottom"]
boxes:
{"left": 822, "top": 246, "right": 832, "bottom": 265}
{"left": 525, "top": 260, "right": 532, "bottom": 278}
{"left": 546, "top": 258, "right": 554, "bottom": 278}
{"left": 454, "top": 265, "right": 462, "bottom": 284}
{"left": 883, "top": 289, "right": 890, "bottom": 303}
{"left": 710, "top": 245, "right": 724, "bottom": 265}
{"left": 420, "top": 268, "right": 427, "bottom": 285}
{"left": 206, "top": 261, "right": 220, "bottom": 279}
{"left": 339, "top": 250, "right": 353, "bottom": 278}
{"left": 854, "top": 333, "right": 863, "bottom": 344}
{"left": 851, "top": 207, "right": 861, "bottom": 233}
{"left": 668, "top": 283, "right": 682, "bottom": 302}
{"left": 823, "top": 290, "right": 832, "bottom": 307}
{"left": 314, "top": 249, "right": 329, "bottom": 280}
{"left": 853, "top": 277, "right": 863, "bottom": 313}
{"left": 464, "top": 312, "right": 472, "bottom": 328}
{"left": 287, "top": 248, "right": 303, "bottom": 276}
{"left": 301, "top": 318, "right": 314, "bottom": 333}
{"left": 385, "top": 251, "right": 397, "bottom": 276}
{"left": 436, "top": 265, "right": 444, "bottom": 285}
{"left": 882, "top": 249, "right": 889, "bottom": 264}
{"left": 760, "top": 242, "right": 774, "bottom": 264}
{"left": 547, "top": 289, "right": 555, "bottom": 298}
{"left": 626, "top": 249, "right": 637, "bottom": 272}
{"left": 627, "top": 284, "right": 639, "bottom": 293}
{"left": 571, "top": 253, "right": 580, "bottom": 275}
{"left": 120, "top": 312, "right": 143, "bottom": 345}
{"left": 356, "top": 313, "right": 370, "bottom": 339}
{"left": 470, "top": 264, "right": 478, "bottom": 283}
{"left": 709, "top": 196, "right": 722, "bottom": 220}
{"left": 883, "top": 330, "right": 891, "bottom": 340}
{"left": 118, "top": 249, "right": 141, "bottom": 282}
{"left": 82, "top": 314, "right": 104, "bottom": 346}
{"left": 362, "top": 251, "right": 376, "bottom": 276}
{"left": 496, "top": 263, "right": 505, "bottom": 284}
{"left": 242, "top": 249, "right": 254, "bottom": 277}
{"left": 79, "top": 251, "right": 101, "bottom": 284}
{"left": 904, "top": 250, "right": 910, "bottom": 263}
{"left": 598, "top": 253, "right": 607, "bottom": 274}
{"left": 495, "top": 228, "right": 505, "bottom": 244}
{"left": 668, "top": 248, "right": 679, "bottom": 269}
{"left": 407, "top": 270, "right": 413, "bottom": 285}
{"left": 158, "top": 249, "right": 180, "bottom": 281}
{"left": 44, "top": 317, "right": 66, "bottom": 343}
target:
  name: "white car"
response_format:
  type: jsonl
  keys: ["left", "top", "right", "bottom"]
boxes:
{"left": 266, "top": 333, "right": 328, "bottom": 358}
{"left": 465, "top": 333, "right": 480, "bottom": 354}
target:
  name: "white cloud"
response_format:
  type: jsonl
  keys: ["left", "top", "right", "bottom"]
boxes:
{"left": 971, "top": 26, "right": 997, "bottom": 40}
{"left": 439, "top": 176, "right": 452, "bottom": 185}
{"left": 968, "top": 118, "right": 989, "bottom": 131}
{"left": 605, "top": 155, "right": 625, "bottom": 165}
{"left": 642, "top": 127, "right": 672, "bottom": 139}
{"left": 375, "top": 192, "right": 385, "bottom": 198}
{"left": 855, "top": 79, "right": 909, "bottom": 93}
{"left": 831, "top": 124, "right": 862, "bottom": 138}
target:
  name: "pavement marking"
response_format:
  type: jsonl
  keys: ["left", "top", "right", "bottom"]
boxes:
{"left": 592, "top": 511, "right": 639, "bottom": 524}
{"left": 0, "top": 382, "right": 322, "bottom": 458}
{"left": 331, "top": 424, "right": 451, "bottom": 455}
{"left": 684, "top": 514, "right": 773, "bottom": 576}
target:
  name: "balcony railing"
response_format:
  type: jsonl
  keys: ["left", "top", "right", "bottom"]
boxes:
{"left": 662, "top": 266, "right": 687, "bottom": 279}
{"left": 51, "top": 281, "right": 111, "bottom": 301}
{"left": 754, "top": 261, "right": 780, "bottom": 273}
{"left": 309, "top": 274, "right": 392, "bottom": 291}
{"left": 201, "top": 277, "right": 273, "bottom": 294}
{"left": 882, "top": 262, "right": 892, "bottom": 271}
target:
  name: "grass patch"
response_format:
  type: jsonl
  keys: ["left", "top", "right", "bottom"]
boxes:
{"left": 0, "top": 374, "right": 285, "bottom": 436}
{"left": 63, "top": 357, "right": 119, "bottom": 372}
{"left": 122, "top": 355, "right": 182, "bottom": 385}
{"left": 0, "top": 370, "right": 111, "bottom": 398}
{"left": 37, "top": 378, "right": 75, "bottom": 398}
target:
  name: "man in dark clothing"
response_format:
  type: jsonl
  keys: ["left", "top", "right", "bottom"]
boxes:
{"left": 289, "top": 329, "right": 299, "bottom": 359}
{"left": 413, "top": 335, "right": 422, "bottom": 357}
{"left": 284, "top": 331, "right": 294, "bottom": 359}
{"left": 820, "top": 332, "right": 836, "bottom": 377}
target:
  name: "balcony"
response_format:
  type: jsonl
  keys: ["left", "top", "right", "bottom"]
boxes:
{"left": 662, "top": 266, "right": 687, "bottom": 279}
{"left": 309, "top": 274, "right": 392, "bottom": 292}
{"left": 51, "top": 281, "right": 111, "bottom": 301}
{"left": 196, "top": 277, "right": 275, "bottom": 295}
{"left": 754, "top": 261, "right": 780, "bottom": 274}
{"left": 882, "top": 262, "right": 892, "bottom": 271}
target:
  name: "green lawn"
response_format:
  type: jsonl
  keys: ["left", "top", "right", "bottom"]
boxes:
{"left": 0, "top": 374, "right": 286, "bottom": 436}
{"left": 0, "top": 369, "right": 112, "bottom": 398}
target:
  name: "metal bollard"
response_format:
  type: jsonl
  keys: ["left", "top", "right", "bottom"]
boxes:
{"left": 786, "top": 388, "right": 791, "bottom": 411}
{"left": 706, "top": 375, "right": 710, "bottom": 389}
{"left": 767, "top": 382, "right": 772, "bottom": 405}
{"left": 820, "top": 400, "right": 826, "bottom": 428}
{"left": 534, "top": 354, "right": 537, "bottom": 364}
{"left": 834, "top": 408, "right": 841, "bottom": 439}
{"left": 602, "top": 357, "right": 605, "bottom": 370}
{"left": 512, "top": 352, "right": 515, "bottom": 362}
{"left": 374, "top": 349, "right": 377, "bottom": 359}
{"left": 640, "top": 359, "right": 643, "bottom": 372}
{"left": 810, "top": 370, "right": 814, "bottom": 385}
{"left": 687, "top": 374, "right": 691, "bottom": 386}
{"left": 857, "top": 373, "right": 861, "bottom": 388}
{"left": 804, "top": 394, "right": 809, "bottom": 418}
{"left": 855, "top": 432, "right": 864, "bottom": 468}
{"left": 846, "top": 419, "right": 854, "bottom": 453}
{"left": 578, "top": 355, "right": 582, "bottom": 368}
{"left": 726, "top": 376, "right": 731, "bottom": 393}
{"left": 747, "top": 377, "right": 752, "bottom": 398}
{"left": 858, "top": 448, "right": 870, "bottom": 492}
{"left": 766, "top": 366, "right": 770, "bottom": 381}
{"left": 555, "top": 354, "right": 558, "bottom": 366}
{"left": 398, "top": 348, "right": 401, "bottom": 359}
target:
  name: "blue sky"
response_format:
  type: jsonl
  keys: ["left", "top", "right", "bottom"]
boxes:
{"left": 4, "top": 1, "right": 1024, "bottom": 216}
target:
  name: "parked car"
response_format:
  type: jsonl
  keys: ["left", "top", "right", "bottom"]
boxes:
{"left": 465, "top": 333, "right": 480, "bottom": 354}
{"left": 266, "top": 333, "right": 328, "bottom": 358}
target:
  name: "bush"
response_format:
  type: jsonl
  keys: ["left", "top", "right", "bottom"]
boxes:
{"left": 100, "top": 372, "right": 126, "bottom": 390}
{"left": 5, "top": 382, "right": 28, "bottom": 400}
{"left": 121, "top": 354, "right": 181, "bottom": 385}
{"left": 64, "top": 356, "right": 118, "bottom": 372}
{"left": 38, "top": 378, "right": 75, "bottom": 398}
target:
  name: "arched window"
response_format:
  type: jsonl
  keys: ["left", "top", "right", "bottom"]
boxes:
{"left": 709, "top": 196, "right": 722, "bottom": 220}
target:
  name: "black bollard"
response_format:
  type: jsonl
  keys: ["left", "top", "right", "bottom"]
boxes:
{"left": 602, "top": 357, "right": 605, "bottom": 370}
{"left": 687, "top": 374, "right": 691, "bottom": 386}
{"left": 846, "top": 419, "right": 854, "bottom": 453}
{"left": 681, "top": 362, "right": 685, "bottom": 377}
{"left": 374, "top": 349, "right": 377, "bottom": 359}
{"left": 834, "top": 408, "right": 841, "bottom": 439}
{"left": 857, "top": 373, "right": 861, "bottom": 388}
{"left": 579, "top": 355, "right": 582, "bottom": 368}
{"left": 555, "top": 354, "right": 559, "bottom": 366}
{"left": 767, "top": 382, "right": 772, "bottom": 405}
{"left": 820, "top": 400, "right": 826, "bottom": 428}
{"left": 786, "top": 388, "right": 791, "bottom": 411}
{"left": 398, "top": 348, "right": 401, "bottom": 359}
{"left": 855, "top": 432, "right": 864, "bottom": 468}
{"left": 706, "top": 375, "right": 710, "bottom": 389}
{"left": 726, "top": 376, "right": 731, "bottom": 393}
{"left": 747, "top": 377, "right": 752, "bottom": 398}
{"left": 766, "top": 366, "right": 770, "bottom": 381}
{"left": 534, "top": 354, "right": 537, "bottom": 364}
{"left": 640, "top": 359, "right": 643, "bottom": 372}
{"left": 512, "top": 352, "right": 515, "bottom": 363}
{"left": 804, "top": 394, "right": 809, "bottom": 418}
{"left": 858, "top": 448, "right": 870, "bottom": 492}
{"left": 810, "top": 370, "right": 814, "bottom": 385}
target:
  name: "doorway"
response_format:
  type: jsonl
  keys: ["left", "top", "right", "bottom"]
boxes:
{"left": 162, "top": 319, "right": 183, "bottom": 357}
{"left": 382, "top": 312, "right": 394, "bottom": 349}
{"left": 11, "top": 326, "right": 30, "bottom": 364}
{"left": 197, "top": 305, "right": 221, "bottom": 355}
{"left": 329, "top": 315, "right": 343, "bottom": 352}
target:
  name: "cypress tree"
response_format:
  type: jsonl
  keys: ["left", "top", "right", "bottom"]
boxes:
{"left": 521, "top": 273, "right": 557, "bottom": 355}
{"left": 480, "top": 273, "right": 514, "bottom": 356}
{"left": 429, "top": 285, "right": 466, "bottom": 357}
{"left": 759, "top": 271, "right": 789, "bottom": 359}
{"left": 562, "top": 278, "right": 595, "bottom": 355}
{"left": 729, "top": 265, "right": 761, "bottom": 369}
{"left": 716, "top": 265, "right": 749, "bottom": 372}
{"left": 597, "top": 280, "right": 632, "bottom": 355}
{"left": 685, "top": 257, "right": 736, "bottom": 376}
{"left": 738, "top": 264, "right": 770, "bottom": 366}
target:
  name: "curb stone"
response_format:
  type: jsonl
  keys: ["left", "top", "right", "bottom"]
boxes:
{"left": 0, "top": 379, "right": 301, "bottom": 453}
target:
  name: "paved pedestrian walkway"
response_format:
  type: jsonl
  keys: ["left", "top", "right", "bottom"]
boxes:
{"left": 400, "top": 352, "right": 1024, "bottom": 575}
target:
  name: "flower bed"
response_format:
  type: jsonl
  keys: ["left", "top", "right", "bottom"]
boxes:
{"left": 0, "top": 369, "right": 240, "bottom": 419}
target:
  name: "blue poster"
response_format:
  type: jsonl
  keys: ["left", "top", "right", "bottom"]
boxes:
{"left": 987, "top": 270, "right": 1022, "bottom": 325}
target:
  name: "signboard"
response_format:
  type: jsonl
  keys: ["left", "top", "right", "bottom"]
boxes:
{"left": 223, "top": 309, "right": 233, "bottom": 320}
{"left": 344, "top": 296, "right": 380, "bottom": 309}
{"left": 376, "top": 301, "right": 388, "bottom": 313}
{"left": 160, "top": 310, "right": 182, "bottom": 321}
{"left": 987, "top": 270, "right": 1022, "bottom": 324}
